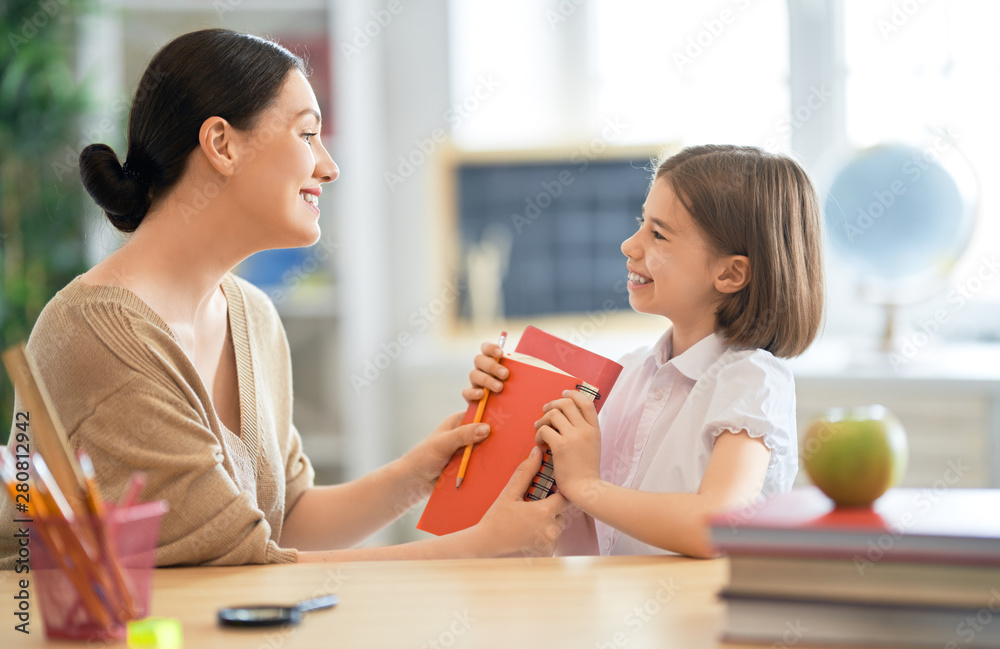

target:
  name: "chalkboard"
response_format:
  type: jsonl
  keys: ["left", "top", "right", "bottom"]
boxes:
{"left": 456, "top": 156, "right": 652, "bottom": 320}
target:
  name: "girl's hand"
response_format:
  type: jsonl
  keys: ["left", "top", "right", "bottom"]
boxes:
{"left": 470, "top": 446, "right": 571, "bottom": 557}
{"left": 462, "top": 341, "right": 508, "bottom": 404}
{"left": 534, "top": 390, "right": 603, "bottom": 503}
{"left": 404, "top": 411, "right": 491, "bottom": 489}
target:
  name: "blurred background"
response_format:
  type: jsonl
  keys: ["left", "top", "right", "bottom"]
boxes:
{"left": 1, "top": 0, "right": 998, "bottom": 544}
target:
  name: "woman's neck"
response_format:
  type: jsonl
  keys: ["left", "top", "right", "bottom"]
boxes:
{"left": 84, "top": 195, "right": 250, "bottom": 329}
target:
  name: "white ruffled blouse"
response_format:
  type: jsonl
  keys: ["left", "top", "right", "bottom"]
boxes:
{"left": 588, "top": 326, "right": 798, "bottom": 556}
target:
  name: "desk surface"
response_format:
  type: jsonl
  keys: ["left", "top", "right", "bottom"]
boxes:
{"left": 0, "top": 555, "right": 789, "bottom": 648}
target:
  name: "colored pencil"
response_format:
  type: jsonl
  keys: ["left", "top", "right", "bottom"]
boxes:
{"left": 80, "top": 453, "right": 138, "bottom": 619}
{"left": 32, "top": 474, "right": 117, "bottom": 627}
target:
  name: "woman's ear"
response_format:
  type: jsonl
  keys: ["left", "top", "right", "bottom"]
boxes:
{"left": 198, "top": 116, "right": 237, "bottom": 178}
{"left": 714, "top": 255, "right": 751, "bottom": 294}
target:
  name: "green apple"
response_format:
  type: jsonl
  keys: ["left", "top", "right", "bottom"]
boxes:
{"left": 802, "top": 405, "right": 908, "bottom": 508}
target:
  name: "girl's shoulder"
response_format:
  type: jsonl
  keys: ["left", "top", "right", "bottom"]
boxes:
{"left": 711, "top": 345, "right": 795, "bottom": 393}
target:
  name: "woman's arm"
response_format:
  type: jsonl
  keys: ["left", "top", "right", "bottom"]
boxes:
{"left": 280, "top": 412, "right": 489, "bottom": 550}
{"left": 536, "top": 391, "right": 771, "bottom": 558}
{"left": 289, "top": 446, "right": 570, "bottom": 561}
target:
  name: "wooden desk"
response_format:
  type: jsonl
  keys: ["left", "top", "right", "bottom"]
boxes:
{"left": 0, "top": 555, "right": 795, "bottom": 648}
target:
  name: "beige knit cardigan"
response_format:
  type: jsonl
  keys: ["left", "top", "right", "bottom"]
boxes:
{"left": 0, "top": 273, "right": 314, "bottom": 567}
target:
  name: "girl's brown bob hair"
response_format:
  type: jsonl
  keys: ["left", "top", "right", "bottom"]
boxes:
{"left": 655, "top": 145, "right": 824, "bottom": 358}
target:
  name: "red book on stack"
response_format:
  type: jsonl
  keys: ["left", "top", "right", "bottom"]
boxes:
{"left": 711, "top": 486, "right": 1000, "bottom": 564}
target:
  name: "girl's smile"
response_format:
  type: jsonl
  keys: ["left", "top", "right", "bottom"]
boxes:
{"left": 626, "top": 268, "right": 653, "bottom": 290}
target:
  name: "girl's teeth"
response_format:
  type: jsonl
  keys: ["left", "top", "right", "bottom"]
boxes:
{"left": 300, "top": 192, "right": 319, "bottom": 207}
{"left": 629, "top": 272, "right": 651, "bottom": 284}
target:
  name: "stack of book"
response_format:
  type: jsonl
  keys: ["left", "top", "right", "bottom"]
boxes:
{"left": 710, "top": 486, "right": 1000, "bottom": 648}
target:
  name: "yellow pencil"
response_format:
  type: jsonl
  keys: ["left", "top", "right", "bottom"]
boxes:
{"left": 456, "top": 331, "right": 506, "bottom": 488}
{"left": 79, "top": 452, "right": 138, "bottom": 620}
{"left": 33, "top": 477, "right": 117, "bottom": 628}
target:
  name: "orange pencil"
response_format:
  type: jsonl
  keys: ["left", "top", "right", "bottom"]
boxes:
{"left": 32, "top": 479, "right": 117, "bottom": 628}
{"left": 456, "top": 331, "right": 506, "bottom": 488}
{"left": 34, "top": 455, "right": 123, "bottom": 623}
{"left": 79, "top": 452, "right": 137, "bottom": 619}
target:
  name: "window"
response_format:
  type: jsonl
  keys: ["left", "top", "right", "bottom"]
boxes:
{"left": 448, "top": 1, "right": 791, "bottom": 321}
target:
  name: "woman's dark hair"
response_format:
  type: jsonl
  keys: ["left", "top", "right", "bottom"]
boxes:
{"left": 79, "top": 29, "right": 305, "bottom": 233}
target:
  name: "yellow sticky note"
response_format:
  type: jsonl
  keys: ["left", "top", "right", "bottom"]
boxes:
{"left": 127, "top": 617, "right": 183, "bottom": 649}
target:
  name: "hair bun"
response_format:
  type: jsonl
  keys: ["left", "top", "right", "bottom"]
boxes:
{"left": 79, "top": 143, "right": 151, "bottom": 233}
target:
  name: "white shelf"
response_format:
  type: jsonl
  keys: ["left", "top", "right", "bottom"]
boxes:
{"left": 790, "top": 338, "right": 1000, "bottom": 488}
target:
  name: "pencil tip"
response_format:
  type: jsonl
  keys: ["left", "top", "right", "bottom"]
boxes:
{"left": 455, "top": 477, "right": 463, "bottom": 489}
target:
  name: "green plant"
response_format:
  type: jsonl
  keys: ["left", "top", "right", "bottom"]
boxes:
{"left": 1, "top": 1, "right": 91, "bottom": 443}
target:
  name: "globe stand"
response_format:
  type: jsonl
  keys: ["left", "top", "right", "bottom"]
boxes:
{"left": 863, "top": 288, "right": 936, "bottom": 361}
{"left": 881, "top": 303, "right": 901, "bottom": 355}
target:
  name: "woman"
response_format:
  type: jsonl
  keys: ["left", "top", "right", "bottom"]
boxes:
{"left": 0, "top": 28, "right": 567, "bottom": 567}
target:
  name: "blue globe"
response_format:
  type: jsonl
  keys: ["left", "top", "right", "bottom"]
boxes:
{"left": 824, "top": 144, "right": 976, "bottom": 287}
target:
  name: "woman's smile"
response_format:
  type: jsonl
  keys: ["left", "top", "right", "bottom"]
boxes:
{"left": 300, "top": 187, "right": 321, "bottom": 214}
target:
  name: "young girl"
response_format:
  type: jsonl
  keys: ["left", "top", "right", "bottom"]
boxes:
{"left": 465, "top": 145, "right": 824, "bottom": 558}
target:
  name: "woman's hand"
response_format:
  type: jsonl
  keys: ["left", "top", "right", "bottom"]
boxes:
{"left": 534, "top": 390, "right": 603, "bottom": 504}
{"left": 403, "top": 411, "right": 491, "bottom": 490}
{"left": 462, "top": 341, "right": 508, "bottom": 404}
{"left": 469, "top": 446, "right": 571, "bottom": 557}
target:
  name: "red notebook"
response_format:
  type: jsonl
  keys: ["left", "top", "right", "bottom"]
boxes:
{"left": 514, "top": 326, "right": 623, "bottom": 414}
{"left": 417, "top": 354, "right": 585, "bottom": 536}
{"left": 710, "top": 486, "right": 1000, "bottom": 564}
